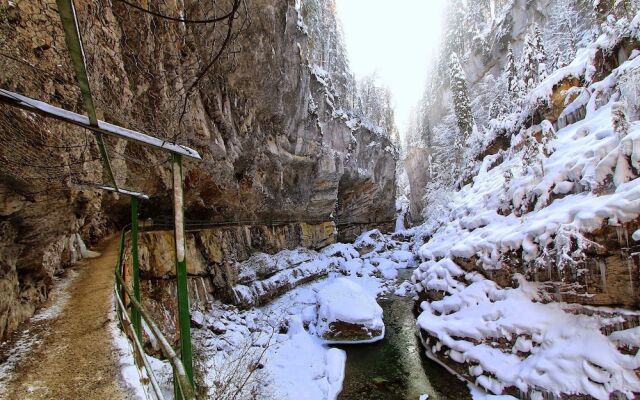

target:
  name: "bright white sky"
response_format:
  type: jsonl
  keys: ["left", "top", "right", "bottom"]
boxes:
{"left": 335, "top": 0, "right": 447, "bottom": 135}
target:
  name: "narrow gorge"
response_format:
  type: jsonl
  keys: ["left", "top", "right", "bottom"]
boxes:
{"left": 1, "top": 0, "right": 640, "bottom": 399}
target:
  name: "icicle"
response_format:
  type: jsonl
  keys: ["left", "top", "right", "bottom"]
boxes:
{"left": 623, "top": 226, "right": 630, "bottom": 249}
{"left": 616, "top": 225, "right": 624, "bottom": 247}
{"left": 626, "top": 257, "right": 635, "bottom": 296}
{"left": 598, "top": 259, "right": 607, "bottom": 292}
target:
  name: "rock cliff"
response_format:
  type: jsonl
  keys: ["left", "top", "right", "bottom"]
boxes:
{"left": 0, "top": 0, "right": 396, "bottom": 340}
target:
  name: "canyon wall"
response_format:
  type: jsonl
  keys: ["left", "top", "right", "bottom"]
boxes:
{"left": 0, "top": 0, "right": 396, "bottom": 339}
{"left": 404, "top": 0, "right": 584, "bottom": 223}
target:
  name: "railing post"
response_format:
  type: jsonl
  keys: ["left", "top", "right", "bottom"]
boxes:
{"left": 118, "top": 229, "right": 127, "bottom": 314}
{"left": 172, "top": 153, "right": 194, "bottom": 394}
{"left": 131, "top": 196, "right": 142, "bottom": 342}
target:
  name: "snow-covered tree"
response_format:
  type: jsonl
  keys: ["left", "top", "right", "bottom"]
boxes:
{"left": 466, "top": 0, "right": 492, "bottom": 39}
{"left": 519, "top": 25, "right": 547, "bottom": 93}
{"left": 619, "top": 68, "right": 640, "bottom": 120}
{"left": 612, "top": 101, "right": 630, "bottom": 140}
{"left": 443, "top": 0, "right": 468, "bottom": 63}
{"left": 540, "top": 120, "right": 556, "bottom": 156}
{"left": 498, "top": 169, "right": 513, "bottom": 215}
{"left": 610, "top": 102, "right": 636, "bottom": 186}
{"left": 546, "top": 0, "right": 596, "bottom": 63}
{"left": 505, "top": 45, "right": 518, "bottom": 96}
{"left": 591, "top": 103, "right": 636, "bottom": 189}
{"left": 449, "top": 53, "right": 474, "bottom": 145}
{"left": 551, "top": 48, "right": 566, "bottom": 72}
{"left": 521, "top": 130, "right": 544, "bottom": 178}
{"left": 532, "top": 26, "right": 548, "bottom": 81}
{"left": 302, "top": 0, "right": 354, "bottom": 108}
{"left": 354, "top": 74, "right": 398, "bottom": 139}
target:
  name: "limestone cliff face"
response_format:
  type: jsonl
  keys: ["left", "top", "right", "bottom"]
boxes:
{"left": 0, "top": 0, "right": 396, "bottom": 339}
{"left": 403, "top": 147, "right": 430, "bottom": 225}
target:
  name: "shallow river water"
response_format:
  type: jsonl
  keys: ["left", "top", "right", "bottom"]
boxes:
{"left": 336, "top": 269, "right": 471, "bottom": 400}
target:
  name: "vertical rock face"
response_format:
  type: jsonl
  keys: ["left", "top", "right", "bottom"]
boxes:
{"left": 0, "top": 0, "right": 396, "bottom": 339}
{"left": 403, "top": 147, "right": 430, "bottom": 224}
{"left": 337, "top": 127, "right": 397, "bottom": 242}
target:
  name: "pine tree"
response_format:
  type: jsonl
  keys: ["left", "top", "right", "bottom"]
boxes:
{"left": 518, "top": 25, "right": 548, "bottom": 93}
{"left": 519, "top": 31, "right": 537, "bottom": 93}
{"left": 466, "top": 0, "right": 491, "bottom": 39}
{"left": 552, "top": 48, "right": 565, "bottom": 71}
{"left": 489, "top": 99, "right": 502, "bottom": 119}
{"left": 355, "top": 74, "right": 398, "bottom": 138}
{"left": 547, "top": 0, "right": 595, "bottom": 62}
{"left": 505, "top": 45, "right": 519, "bottom": 97}
{"left": 449, "top": 53, "right": 474, "bottom": 163}
{"left": 443, "top": 0, "right": 467, "bottom": 58}
{"left": 532, "top": 25, "right": 548, "bottom": 82}
{"left": 521, "top": 130, "right": 544, "bottom": 177}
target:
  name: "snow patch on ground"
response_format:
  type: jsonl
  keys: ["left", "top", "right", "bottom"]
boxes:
{"left": 267, "top": 316, "right": 346, "bottom": 400}
{"left": 0, "top": 269, "right": 79, "bottom": 397}
{"left": 109, "top": 298, "right": 152, "bottom": 400}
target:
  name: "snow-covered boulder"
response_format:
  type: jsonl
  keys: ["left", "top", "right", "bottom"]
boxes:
{"left": 353, "top": 229, "right": 391, "bottom": 255}
{"left": 413, "top": 257, "right": 640, "bottom": 399}
{"left": 315, "top": 278, "right": 384, "bottom": 343}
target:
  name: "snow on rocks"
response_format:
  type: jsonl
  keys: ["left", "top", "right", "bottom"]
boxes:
{"left": 232, "top": 248, "right": 339, "bottom": 307}
{"left": 187, "top": 230, "right": 414, "bottom": 399}
{"left": 266, "top": 316, "right": 346, "bottom": 400}
{"left": 193, "top": 277, "right": 372, "bottom": 399}
{"left": 315, "top": 277, "right": 384, "bottom": 343}
{"left": 353, "top": 229, "right": 392, "bottom": 255}
{"left": 415, "top": 57, "right": 640, "bottom": 297}
{"left": 231, "top": 230, "right": 409, "bottom": 308}
{"left": 408, "top": 21, "right": 640, "bottom": 400}
{"left": 412, "top": 257, "right": 640, "bottom": 399}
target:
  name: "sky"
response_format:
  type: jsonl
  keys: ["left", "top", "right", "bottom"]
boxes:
{"left": 335, "top": 0, "right": 448, "bottom": 136}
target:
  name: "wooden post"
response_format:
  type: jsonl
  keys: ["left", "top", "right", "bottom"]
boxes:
{"left": 172, "top": 153, "right": 193, "bottom": 394}
{"left": 131, "top": 196, "right": 142, "bottom": 342}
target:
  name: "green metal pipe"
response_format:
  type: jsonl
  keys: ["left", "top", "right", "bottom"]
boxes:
{"left": 130, "top": 197, "right": 141, "bottom": 342}
{"left": 115, "top": 267, "right": 196, "bottom": 400}
{"left": 172, "top": 154, "right": 194, "bottom": 392}
{"left": 116, "top": 228, "right": 126, "bottom": 306}
{"left": 55, "top": 0, "right": 119, "bottom": 191}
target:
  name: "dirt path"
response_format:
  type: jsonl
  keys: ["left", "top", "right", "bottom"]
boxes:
{"left": 2, "top": 237, "right": 135, "bottom": 400}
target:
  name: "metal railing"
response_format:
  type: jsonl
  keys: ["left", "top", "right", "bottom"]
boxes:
{"left": 113, "top": 228, "right": 196, "bottom": 400}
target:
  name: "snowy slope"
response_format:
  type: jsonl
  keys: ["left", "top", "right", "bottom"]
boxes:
{"left": 409, "top": 13, "right": 640, "bottom": 400}
{"left": 416, "top": 17, "right": 640, "bottom": 271}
